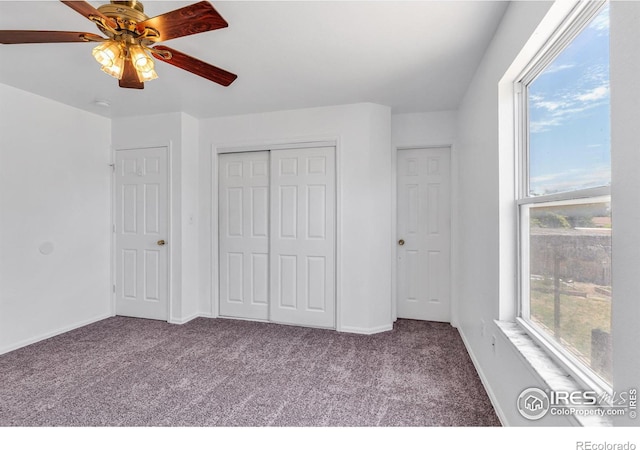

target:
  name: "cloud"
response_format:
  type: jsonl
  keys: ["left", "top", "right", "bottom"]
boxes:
{"left": 552, "top": 101, "right": 605, "bottom": 118}
{"left": 576, "top": 85, "right": 609, "bottom": 102}
{"left": 530, "top": 118, "right": 562, "bottom": 133}
{"left": 530, "top": 166, "right": 611, "bottom": 195}
{"left": 589, "top": 7, "right": 609, "bottom": 32}
{"left": 536, "top": 100, "right": 566, "bottom": 112}
{"left": 530, "top": 82, "right": 609, "bottom": 133}
{"left": 583, "top": 64, "right": 609, "bottom": 85}
{"left": 529, "top": 98, "right": 604, "bottom": 132}
{"left": 539, "top": 64, "right": 575, "bottom": 75}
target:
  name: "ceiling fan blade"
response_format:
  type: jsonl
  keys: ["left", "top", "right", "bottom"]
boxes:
{"left": 137, "top": 1, "right": 228, "bottom": 43}
{"left": 60, "top": 1, "right": 117, "bottom": 29}
{"left": 152, "top": 45, "right": 237, "bottom": 86}
{"left": 0, "top": 30, "right": 103, "bottom": 44}
{"left": 119, "top": 58, "right": 144, "bottom": 89}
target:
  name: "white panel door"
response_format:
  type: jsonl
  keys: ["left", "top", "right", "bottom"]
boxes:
{"left": 397, "top": 147, "right": 450, "bottom": 322}
{"left": 270, "top": 147, "right": 336, "bottom": 328}
{"left": 115, "top": 147, "right": 168, "bottom": 321}
{"left": 218, "top": 152, "right": 270, "bottom": 320}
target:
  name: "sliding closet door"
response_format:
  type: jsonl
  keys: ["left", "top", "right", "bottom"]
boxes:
{"left": 270, "top": 147, "right": 336, "bottom": 328}
{"left": 218, "top": 152, "right": 270, "bottom": 320}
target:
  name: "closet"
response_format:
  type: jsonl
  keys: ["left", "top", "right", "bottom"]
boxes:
{"left": 218, "top": 146, "right": 336, "bottom": 328}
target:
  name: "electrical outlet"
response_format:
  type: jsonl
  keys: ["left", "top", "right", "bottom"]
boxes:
{"left": 491, "top": 335, "right": 497, "bottom": 354}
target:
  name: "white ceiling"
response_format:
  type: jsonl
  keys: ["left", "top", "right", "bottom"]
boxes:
{"left": 0, "top": 1, "right": 508, "bottom": 119}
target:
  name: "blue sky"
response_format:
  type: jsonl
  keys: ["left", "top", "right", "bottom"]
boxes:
{"left": 528, "top": 5, "right": 610, "bottom": 196}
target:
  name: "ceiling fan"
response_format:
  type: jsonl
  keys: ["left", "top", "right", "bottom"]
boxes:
{"left": 0, "top": 0, "right": 237, "bottom": 89}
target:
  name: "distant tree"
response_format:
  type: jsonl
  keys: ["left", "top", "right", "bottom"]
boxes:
{"left": 531, "top": 211, "right": 572, "bottom": 228}
{"left": 566, "top": 215, "right": 595, "bottom": 228}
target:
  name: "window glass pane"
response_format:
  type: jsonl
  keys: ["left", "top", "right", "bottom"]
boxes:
{"left": 528, "top": 6, "right": 610, "bottom": 196}
{"left": 528, "top": 201, "right": 612, "bottom": 384}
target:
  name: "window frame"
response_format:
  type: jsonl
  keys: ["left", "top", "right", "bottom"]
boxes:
{"left": 514, "top": 0, "right": 612, "bottom": 395}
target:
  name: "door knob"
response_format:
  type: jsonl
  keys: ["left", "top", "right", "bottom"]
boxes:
{"left": 157, "top": 240, "right": 166, "bottom": 246}
{"left": 398, "top": 239, "right": 405, "bottom": 246}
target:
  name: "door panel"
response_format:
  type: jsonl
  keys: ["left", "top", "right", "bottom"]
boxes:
{"left": 270, "top": 147, "right": 335, "bottom": 328}
{"left": 251, "top": 253, "right": 269, "bottom": 304}
{"left": 219, "top": 152, "right": 270, "bottom": 320}
{"left": 397, "top": 147, "right": 450, "bottom": 322}
{"left": 115, "top": 147, "right": 168, "bottom": 320}
{"left": 279, "top": 255, "right": 297, "bottom": 309}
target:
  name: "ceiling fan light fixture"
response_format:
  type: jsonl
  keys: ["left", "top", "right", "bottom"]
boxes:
{"left": 129, "top": 44, "right": 155, "bottom": 72}
{"left": 91, "top": 40, "right": 123, "bottom": 67}
{"left": 100, "top": 53, "right": 125, "bottom": 79}
{"left": 1, "top": 1, "right": 237, "bottom": 89}
{"left": 137, "top": 68, "right": 158, "bottom": 82}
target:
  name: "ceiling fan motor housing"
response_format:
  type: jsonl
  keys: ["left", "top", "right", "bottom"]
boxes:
{"left": 97, "top": 0, "right": 150, "bottom": 37}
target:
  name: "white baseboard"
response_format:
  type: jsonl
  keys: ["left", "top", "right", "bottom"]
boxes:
{"left": 458, "top": 327, "right": 509, "bottom": 427}
{"left": 0, "top": 312, "right": 113, "bottom": 356}
{"left": 168, "top": 313, "right": 201, "bottom": 325}
{"left": 339, "top": 324, "right": 393, "bottom": 335}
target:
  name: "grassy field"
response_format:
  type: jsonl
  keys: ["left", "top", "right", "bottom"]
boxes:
{"left": 530, "top": 278, "right": 611, "bottom": 381}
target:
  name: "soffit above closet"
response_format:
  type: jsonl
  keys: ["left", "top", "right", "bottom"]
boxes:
{"left": 0, "top": 1, "right": 508, "bottom": 119}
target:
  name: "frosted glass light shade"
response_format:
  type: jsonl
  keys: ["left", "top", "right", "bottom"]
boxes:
{"left": 129, "top": 44, "right": 155, "bottom": 73}
{"left": 100, "top": 54, "right": 125, "bottom": 79}
{"left": 92, "top": 41, "right": 123, "bottom": 68}
{"left": 137, "top": 68, "right": 158, "bottom": 82}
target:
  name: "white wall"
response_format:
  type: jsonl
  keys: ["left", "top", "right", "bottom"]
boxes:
{"left": 391, "top": 111, "right": 456, "bottom": 148}
{"left": 199, "top": 103, "right": 393, "bottom": 333}
{"left": 454, "top": 1, "right": 573, "bottom": 426}
{"left": 456, "top": 0, "right": 640, "bottom": 426}
{"left": 180, "top": 113, "right": 200, "bottom": 322}
{"left": 111, "top": 112, "right": 200, "bottom": 324}
{"left": 610, "top": 0, "right": 640, "bottom": 427}
{"left": 0, "top": 83, "right": 112, "bottom": 353}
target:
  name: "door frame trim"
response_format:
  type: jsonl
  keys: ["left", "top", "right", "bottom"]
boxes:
{"left": 393, "top": 144, "right": 455, "bottom": 324}
{"left": 217, "top": 140, "right": 337, "bottom": 154}
{"left": 111, "top": 143, "right": 172, "bottom": 322}
{"left": 210, "top": 136, "right": 342, "bottom": 330}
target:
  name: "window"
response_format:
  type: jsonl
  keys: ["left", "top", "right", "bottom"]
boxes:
{"left": 517, "top": 3, "right": 612, "bottom": 389}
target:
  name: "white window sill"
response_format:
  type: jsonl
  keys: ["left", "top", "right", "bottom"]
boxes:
{"left": 495, "top": 320, "right": 612, "bottom": 427}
